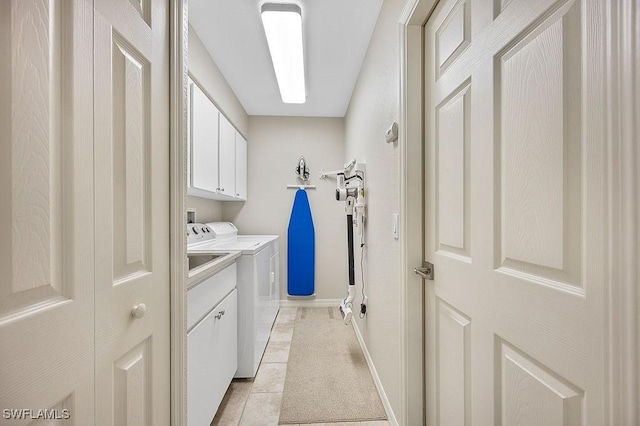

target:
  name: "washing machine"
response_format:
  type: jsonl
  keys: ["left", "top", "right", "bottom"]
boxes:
{"left": 188, "top": 222, "right": 280, "bottom": 378}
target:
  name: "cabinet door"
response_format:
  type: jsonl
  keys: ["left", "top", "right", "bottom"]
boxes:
{"left": 235, "top": 132, "right": 248, "bottom": 200}
{"left": 188, "top": 289, "right": 238, "bottom": 426}
{"left": 187, "top": 263, "right": 237, "bottom": 331}
{"left": 218, "top": 115, "right": 236, "bottom": 196}
{"left": 190, "top": 82, "right": 219, "bottom": 193}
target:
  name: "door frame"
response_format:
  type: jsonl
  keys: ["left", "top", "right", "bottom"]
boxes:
{"left": 398, "top": 1, "right": 435, "bottom": 424}
{"left": 398, "top": 0, "right": 639, "bottom": 424}
{"left": 169, "top": 0, "right": 188, "bottom": 424}
{"left": 605, "top": 0, "right": 640, "bottom": 423}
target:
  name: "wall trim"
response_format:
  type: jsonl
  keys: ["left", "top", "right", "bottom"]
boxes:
{"left": 279, "top": 298, "right": 343, "bottom": 308}
{"left": 398, "top": 0, "right": 437, "bottom": 424}
{"left": 352, "top": 320, "right": 399, "bottom": 426}
{"left": 169, "top": 0, "right": 188, "bottom": 424}
{"left": 607, "top": 0, "right": 639, "bottom": 423}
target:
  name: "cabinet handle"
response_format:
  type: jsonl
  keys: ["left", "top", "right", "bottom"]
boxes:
{"left": 214, "top": 309, "right": 225, "bottom": 319}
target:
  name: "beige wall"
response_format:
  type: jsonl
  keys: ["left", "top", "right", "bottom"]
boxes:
{"left": 187, "top": 24, "right": 250, "bottom": 222}
{"left": 344, "top": 0, "right": 407, "bottom": 420}
{"left": 222, "top": 116, "right": 347, "bottom": 300}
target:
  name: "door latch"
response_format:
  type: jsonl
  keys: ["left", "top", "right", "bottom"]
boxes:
{"left": 414, "top": 261, "right": 434, "bottom": 280}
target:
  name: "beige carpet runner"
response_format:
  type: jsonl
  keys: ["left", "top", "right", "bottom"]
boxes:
{"left": 278, "top": 307, "right": 387, "bottom": 424}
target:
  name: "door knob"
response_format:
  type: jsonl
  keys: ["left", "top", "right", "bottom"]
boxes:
{"left": 131, "top": 303, "right": 147, "bottom": 319}
{"left": 414, "top": 261, "right": 434, "bottom": 280}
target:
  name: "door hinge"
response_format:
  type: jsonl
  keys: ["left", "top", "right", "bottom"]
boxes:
{"left": 414, "top": 261, "right": 434, "bottom": 280}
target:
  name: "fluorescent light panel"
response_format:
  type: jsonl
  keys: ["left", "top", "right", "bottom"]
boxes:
{"left": 261, "top": 3, "right": 306, "bottom": 104}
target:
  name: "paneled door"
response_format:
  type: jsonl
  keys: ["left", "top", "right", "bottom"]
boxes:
{"left": 423, "top": 0, "right": 607, "bottom": 424}
{"left": 94, "top": 0, "right": 170, "bottom": 424}
{"left": 0, "top": 0, "right": 95, "bottom": 423}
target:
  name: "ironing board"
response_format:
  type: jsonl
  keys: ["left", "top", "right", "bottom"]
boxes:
{"left": 287, "top": 189, "right": 315, "bottom": 296}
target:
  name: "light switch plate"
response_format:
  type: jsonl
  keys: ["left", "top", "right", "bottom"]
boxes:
{"left": 187, "top": 208, "right": 196, "bottom": 224}
{"left": 392, "top": 213, "right": 399, "bottom": 239}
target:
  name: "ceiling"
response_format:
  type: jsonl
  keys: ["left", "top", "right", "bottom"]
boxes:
{"left": 189, "top": 0, "right": 384, "bottom": 117}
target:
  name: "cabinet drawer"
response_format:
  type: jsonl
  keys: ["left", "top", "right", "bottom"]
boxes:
{"left": 188, "top": 289, "right": 238, "bottom": 426}
{"left": 187, "top": 263, "right": 236, "bottom": 331}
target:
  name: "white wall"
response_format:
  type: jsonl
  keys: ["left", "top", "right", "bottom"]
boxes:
{"left": 222, "top": 116, "right": 347, "bottom": 300}
{"left": 344, "top": 0, "right": 407, "bottom": 419}
{"left": 187, "top": 24, "right": 249, "bottom": 222}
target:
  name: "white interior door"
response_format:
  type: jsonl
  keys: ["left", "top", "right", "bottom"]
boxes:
{"left": 94, "top": 0, "right": 170, "bottom": 424}
{"left": 0, "top": 0, "right": 95, "bottom": 422}
{"left": 423, "top": 0, "right": 607, "bottom": 424}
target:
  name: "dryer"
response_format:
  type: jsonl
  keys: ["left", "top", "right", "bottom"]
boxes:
{"left": 188, "top": 222, "right": 280, "bottom": 378}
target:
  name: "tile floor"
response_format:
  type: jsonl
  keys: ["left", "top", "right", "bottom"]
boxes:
{"left": 211, "top": 307, "right": 390, "bottom": 426}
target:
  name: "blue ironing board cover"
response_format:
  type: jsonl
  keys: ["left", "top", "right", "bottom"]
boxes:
{"left": 287, "top": 189, "right": 315, "bottom": 296}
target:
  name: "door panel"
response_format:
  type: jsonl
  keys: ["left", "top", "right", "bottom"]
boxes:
{"left": 94, "top": 0, "right": 169, "bottom": 424}
{"left": 235, "top": 133, "right": 248, "bottom": 199}
{"left": 495, "top": 0, "right": 582, "bottom": 286}
{"left": 436, "top": 299, "right": 471, "bottom": 426}
{"left": 0, "top": 0, "right": 95, "bottom": 422}
{"left": 497, "top": 339, "right": 583, "bottom": 426}
{"left": 219, "top": 114, "right": 236, "bottom": 196}
{"left": 424, "top": 0, "right": 606, "bottom": 424}
{"left": 436, "top": 80, "right": 471, "bottom": 260}
{"left": 191, "top": 82, "right": 220, "bottom": 193}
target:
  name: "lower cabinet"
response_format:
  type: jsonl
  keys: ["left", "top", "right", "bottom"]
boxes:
{"left": 188, "top": 288, "right": 238, "bottom": 426}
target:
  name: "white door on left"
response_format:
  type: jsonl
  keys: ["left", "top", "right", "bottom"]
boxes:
{"left": 93, "top": 0, "right": 171, "bottom": 424}
{"left": 0, "top": 0, "right": 171, "bottom": 424}
{"left": 0, "top": 0, "right": 95, "bottom": 423}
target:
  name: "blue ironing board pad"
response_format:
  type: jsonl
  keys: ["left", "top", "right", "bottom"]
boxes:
{"left": 287, "top": 189, "right": 315, "bottom": 296}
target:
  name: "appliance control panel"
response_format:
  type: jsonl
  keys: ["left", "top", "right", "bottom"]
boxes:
{"left": 206, "top": 222, "right": 238, "bottom": 238}
{"left": 187, "top": 223, "right": 216, "bottom": 245}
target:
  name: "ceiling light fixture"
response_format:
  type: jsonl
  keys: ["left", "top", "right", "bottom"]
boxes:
{"left": 261, "top": 3, "right": 306, "bottom": 104}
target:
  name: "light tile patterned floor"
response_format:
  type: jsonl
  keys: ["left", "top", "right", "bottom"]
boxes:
{"left": 211, "top": 308, "right": 390, "bottom": 426}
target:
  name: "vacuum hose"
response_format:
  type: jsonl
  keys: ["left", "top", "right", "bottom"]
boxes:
{"left": 339, "top": 213, "right": 356, "bottom": 324}
{"left": 347, "top": 214, "right": 355, "bottom": 286}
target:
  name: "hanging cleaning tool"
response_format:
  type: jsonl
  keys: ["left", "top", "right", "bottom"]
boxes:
{"left": 287, "top": 188, "right": 315, "bottom": 296}
{"left": 333, "top": 163, "right": 366, "bottom": 325}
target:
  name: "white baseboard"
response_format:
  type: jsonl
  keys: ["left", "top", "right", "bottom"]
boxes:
{"left": 279, "top": 298, "right": 342, "bottom": 308}
{"left": 352, "top": 320, "right": 399, "bottom": 426}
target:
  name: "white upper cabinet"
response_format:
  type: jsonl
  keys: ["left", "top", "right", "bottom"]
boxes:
{"left": 218, "top": 115, "right": 236, "bottom": 196}
{"left": 187, "top": 78, "right": 248, "bottom": 201}
{"left": 235, "top": 133, "right": 247, "bottom": 200}
{"left": 189, "top": 81, "right": 220, "bottom": 194}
